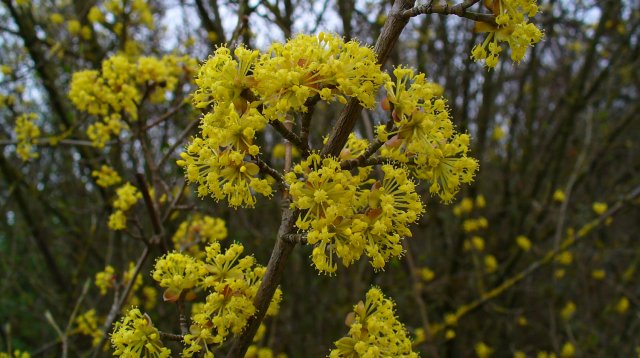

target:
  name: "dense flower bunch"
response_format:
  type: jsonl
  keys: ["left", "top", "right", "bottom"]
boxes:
{"left": 108, "top": 182, "right": 142, "bottom": 230}
{"left": 378, "top": 67, "right": 478, "bottom": 203}
{"left": 144, "top": 242, "right": 281, "bottom": 357}
{"left": 14, "top": 113, "right": 40, "bottom": 161}
{"left": 179, "top": 33, "right": 389, "bottom": 208}
{"left": 180, "top": 33, "right": 477, "bottom": 275}
{"left": 74, "top": 309, "right": 103, "bottom": 346}
{"left": 471, "top": 0, "right": 543, "bottom": 68}
{"left": 111, "top": 308, "right": 171, "bottom": 358}
{"left": 330, "top": 287, "right": 417, "bottom": 357}
{"left": 92, "top": 165, "right": 122, "bottom": 188}
{"left": 285, "top": 156, "right": 423, "bottom": 273}
{"left": 69, "top": 54, "right": 197, "bottom": 147}
{"left": 172, "top": 215, "right": 228, "bottom": 257}
{"left": 253, "top": 33, "right": 389, "bottom": 120}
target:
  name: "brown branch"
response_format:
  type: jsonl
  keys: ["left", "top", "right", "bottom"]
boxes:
{"left": 299, "top": 94, "right": 320, "bottom": 145}
{"left": 321, "top": 0, "right": 416, "bottom": 157}
{"left": 253, "top": 156, "right": 285, "bottom": 184}
{"left": 159, "top": 331, "right": 185, "bottom": 341}
{"left": 226, "top": 208, "right": 298, "bottom": 357}
{"left": 157, "top": 119, "right": 200, "bottom": 168}
{"left": 136, "top": 173, "right": 167, "bottom": 252}
{"left": 92, "top": 245, "right": 152, "bottom": 357}
{"left": 270, "top": 119, "right": 311, "bottom": 157}
{"left": 142, "top": 101, "right": 188, "bottom": 131}
{"left": 402, "top": 0, "right": 496, "bottom": 25}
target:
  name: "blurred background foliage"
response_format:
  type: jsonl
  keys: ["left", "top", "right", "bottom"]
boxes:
{"left": 0, "top": 0, "right": 639, "bottom": 357}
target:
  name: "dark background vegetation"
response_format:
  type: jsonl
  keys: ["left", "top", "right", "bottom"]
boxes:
{"left": 1, "top": 0, "right": 638, "bottom": 356}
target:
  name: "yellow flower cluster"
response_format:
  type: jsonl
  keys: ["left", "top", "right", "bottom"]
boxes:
{"left": 74, "top": 309, "right": 103, "bottom": 346}
{"left": 286, "top": 155, "right": 423, "bottom": 273}
{"left": 108, "top": 183, "right": 142, "bottom": 230}
{"left": 181, "top": 33, "right": 388, "bottom": 208}
{"left": 152, "top": 252, "right": 200, "bottom": 300}
{"left": 378, "top": 67, "right": 478, "bottom": 203}
{"left": 0, "top": 351, "right": 29, "bottom": 358}
{"left": 172, "top": 215, "right": 227, "bottom": 257}
{"left": 14, "top": 113, "right": 40, "bottom": 161}
{"left": 95, "top": 265, "right": 116, "bottom": 295}
{"left": 253, "top": 33, "right": 388, "bottom": 120}
{"left": 111, "top": 308, "right": 171, "bottom": 357}
{"left": 92, "top": 165, "right": 122, "bottom": 188}
{"left": 178, "top": 139, "right": 273, "bottom": 208}
{"left": 149, "top": 242, "right": 281, "bottom": 356}
{"left": 471, "top": 0, "right": 544, "bottom": 68}
{"left": 69, "top": 54, "right": 197, "bottom": 147}
{"left": 330, "top": 287, "right": 417, "bottom": 357}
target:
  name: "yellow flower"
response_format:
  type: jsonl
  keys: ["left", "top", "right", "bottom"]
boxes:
{"left": 67, "top": 20, "right": 81, "bottom": 35}
{"left": 560, "top": 301, "right": 576, "bottom": 320}
{"left": 74, "top": 309, "right": 103, "bottom": 346}
{"left": 378, "top": 67, "right": 478, "bottom": 202}
{"left": 172, "top": 215, "right": 227, "bottom": 256}
{"left": 591, "top": 269, "right": 606, "bottom": 280}
{"left": 14, "top": 113, "right": 40, "bottom": 161}
{"left": 95, "top": 265, "right": 115, "bottom": 295}
{"left": 420, "top": 267, "right": 435, "bottom": 282}
{"left": 88, "top": 6, "right": 104, "bottom": 23}
{"left": 111, "top": 308, "right": 171, "bottom": 357}
{"left": 484, "top": 255, "right": 498, "bottom": 273}
{"left": 152, "top": 252, "right": 201, "bottom": 300}
{"left": 592, "top": 202, "right": 608, "bottom": 215}
{"left": 560, "top": 342, "right": 575, "bottom": 358}
{"left": 472, "top": 0, "right": 543, "bottom": 68}
{"left": 254, "top": 33, "right": 388, "bottom": 120}
{"left": 178, "top": 144, "right": 272, "bottom": 208}
{"left": 516, "top": 235, "right": 531, "bottom": 251}
{"left": 615, "top": 297, "right": 630, "bottom": 314}
{"left": 553, "top": 189, "right": 565, "bottom": 202}
{"left": 92, "top": 165, "right": 122, "bottom": 188}
{"left": 475, "top": 342, "right": 494, "bottom": 358}
{"left": 330, "top": 287, "right": 417, "bottom": 357}
{"left": 49, "top": 13, "right": 64, "bottom": 25}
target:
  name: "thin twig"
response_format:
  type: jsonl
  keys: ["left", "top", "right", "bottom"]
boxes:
{"left": 159, "top": 331, "right": 185, "bottom": 341}
{"left": 431, "top": 185, "right": 640, "bottom": 333}
{"left": 401, "top": 0, "right": 497, "bottom": 26}
{"left": 143, "top": 101, "right": 188, "bottom": 131}
{"left": 136, "top": 173, "right": 167, "bottom": 251}
{"left": 253, "top": 156, "right": 285, "bottom": 184}
{"left": 92, "top": 245, "right": 152, "bottom": 357}
{"left": 299, "top": 94, "right": 320, "bottom": 146}
{"left": 157, "top": 119, "right": 200, "bottom": 168}
{"left": 270, "top": 119, "right": 311, "bottom": 157}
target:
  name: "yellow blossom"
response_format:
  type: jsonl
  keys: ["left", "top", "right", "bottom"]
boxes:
{"left": 560, "top": 342, "right": 575, "bottom": 358}
{"left": 475, "top": 342, "right": 494, "bottom": 358}
{"left": 561, "top": 301, "right": 576, "bottom": 320}
{"left": 14, "top": 113, "right": 40, "bottom": 161}
{"left": 420, "top": 267, "right": 435, "bottom": 282}
{"left": 516, "top": 235, "right": 531, "bottom": 251}
{"left": 484, "top": 255, "right": 498, "bottom": 273}
{"left": 67, "top": 20, "right": 81, "bottom": 35}
{"left": 330, "top": 287, "right": 417, "bottom": 357}
{"left": 591, "top": 269, "right": 606, "bottom": 280}
{"left": 553, "top": 189, "right": 565, "bottom": 202}
{"left": 92, "top": 165, "right": 122, "bottom": 188}
{"left": 111, "top": 308, "right": 171, "bottom": 357}
{"left": 49, "top": 13, "right": 64, "bottom": 25}
{"left": 615, "top": 297, "right": 630, "bottom": 314}
{"left": 95, "top": 265, "right": 115, "bottom": 295}
{"left": 592, "top": 202, "right": 608, "bottom": 215}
